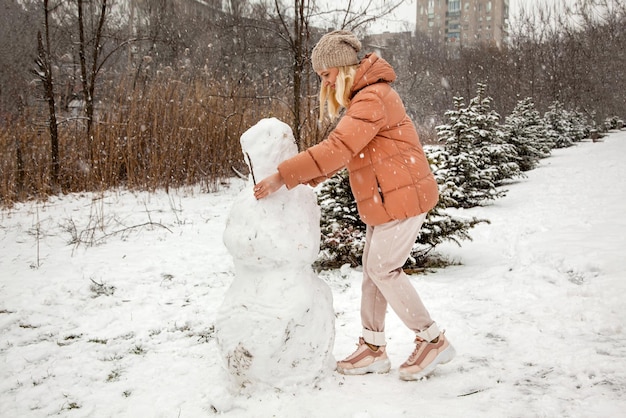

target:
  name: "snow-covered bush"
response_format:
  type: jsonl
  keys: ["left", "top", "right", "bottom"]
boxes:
{"left": 568, "top": 109, "right": 591, "bottom": 142}
{"left": 435, "top": 84, "right": 521, "bottom": 208}
{"left": 501, "top": 97, "right": 551, "bottom": 172}
{"left": 604, "top": 116, "right": 624, "bottom": 131}
{"left": 316, "top": 170, "right": 366, "bottom": 268}
{"left": 471, "top": 84, "right": 521, "bottom": 185}
{"left": 543, "top": 102, "right": 574, "bottom": 148}
{"left": 543, "top": 101, "right": 591, "bottom": 148}
{"left": 419, "top": 145, "right": 489, "bottom": 261}
{"left": 435, "top": 97, "right": 500, "bottom": 208}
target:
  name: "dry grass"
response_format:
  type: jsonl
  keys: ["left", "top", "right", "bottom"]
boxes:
{"left": 0, "top": 74, "right": 303, "bottom": 206}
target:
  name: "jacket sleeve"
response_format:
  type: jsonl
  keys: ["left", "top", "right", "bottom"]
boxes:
{"left": 278, "top": 88, "right": 388, "bottom": 189}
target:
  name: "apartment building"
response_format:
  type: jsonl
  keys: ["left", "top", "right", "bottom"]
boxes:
{"left": 416, "top": 0, "right": 509, "bottom": 47}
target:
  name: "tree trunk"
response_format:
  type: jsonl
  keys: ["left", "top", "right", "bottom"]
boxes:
{"left": 36, "top": 1, "right": 59, "bottom": 188}
{"left": 77, "top": 0, "right": 107, "bottom": 165}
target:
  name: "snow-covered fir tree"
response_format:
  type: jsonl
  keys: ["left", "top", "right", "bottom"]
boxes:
{"left": 543, "top": 101, "right": 590, "bottom": 148}
{"left": 568, "top": 109, "right": 591, "bottom": 142}
{"left": 316, "top": 169, "right": 366, "bottom": 268}
{"left": 417, "top": 145, "right": 489, "bottom": 264}
{"left": 501, "top": 97, "right": 552, "bottom": 172}
{"left": 435, "top": 87, "right": 508, "bottom": 209}
{"left": 470, "top": 83, "right": 522, "bottom": 186}
{"left": 435, "top": 96, "right": 496, "bottom": 208}
{"left": 604, "top": 115, "right": 625, "bottom": 131}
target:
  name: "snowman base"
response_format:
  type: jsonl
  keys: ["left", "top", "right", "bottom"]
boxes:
{"left": 216, "top": 264, "right": 335, "bottom": 392}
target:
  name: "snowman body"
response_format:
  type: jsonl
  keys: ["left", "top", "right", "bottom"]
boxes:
{"left": 215, "top": 118, "right": 335, "bottom": 391}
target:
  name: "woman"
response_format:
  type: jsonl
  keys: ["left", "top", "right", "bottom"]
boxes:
{"left": 253, "top": 30, "right": 455, "bottom": 380}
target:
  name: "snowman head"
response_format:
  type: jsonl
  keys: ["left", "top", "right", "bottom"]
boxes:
{"left": 240, "top": 118, "right": 298, "bottom": 181}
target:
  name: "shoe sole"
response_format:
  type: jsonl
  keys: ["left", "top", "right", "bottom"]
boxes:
{"left": 337, "top": 358, "right": 391, "bottom": 375}
{"left": 398, "top": 345, "right": 456, "bottom": 381}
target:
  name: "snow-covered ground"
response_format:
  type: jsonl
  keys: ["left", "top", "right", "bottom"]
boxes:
{"left": 1, "top": 131, "right": 625, "bottom": 417}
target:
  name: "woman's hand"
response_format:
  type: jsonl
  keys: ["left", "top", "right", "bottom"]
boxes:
{"left": 254, "top": 171, "right": 285, "bottom": 200}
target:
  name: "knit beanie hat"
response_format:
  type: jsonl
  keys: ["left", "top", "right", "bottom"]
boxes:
{"left": 311, "top": 30, "right": 362, "bottom": 72}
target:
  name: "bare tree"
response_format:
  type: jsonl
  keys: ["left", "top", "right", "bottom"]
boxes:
{"left": 504, "top": 0, "right": 626, "bottom": 120}
{"left": 270, "top": 0, "right": 314, "bottom": 144}
{"left": 569, "top": 0, "right": 626, "bottom": 119}
{"left": 76, "top": 0, "right": 107, "bottom": 163}
{"left": 33, "top": 0, "right": 60, "bottom": 187}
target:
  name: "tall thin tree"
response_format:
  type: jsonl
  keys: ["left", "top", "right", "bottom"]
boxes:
{"left": 33, "top": 0, "right": 60, "bottom": 187}
{"left": 77, "top": 0, "right": 107, "bottom": 164}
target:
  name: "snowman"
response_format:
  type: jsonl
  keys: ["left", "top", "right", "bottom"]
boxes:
{"left": 215, "top": 118, "right": 335, "bottom": 392}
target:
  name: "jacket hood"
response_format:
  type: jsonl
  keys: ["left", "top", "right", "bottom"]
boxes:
{"left": 351, "top": 53, "right": 396, "bottom": 97}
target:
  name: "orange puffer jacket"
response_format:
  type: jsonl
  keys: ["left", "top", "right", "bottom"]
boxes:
{"left": 278, "top": 53, "right": 439, "bottom": 226}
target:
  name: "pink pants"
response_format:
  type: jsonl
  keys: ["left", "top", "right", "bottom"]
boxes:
{"left": 360, "top": 213, "right": 439, "bottom": 346}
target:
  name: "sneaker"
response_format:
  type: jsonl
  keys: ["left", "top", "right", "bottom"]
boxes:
{"left": 398, "top": 332, "right": 456, "bottom": 381}
{"left": 336, "top": 337, "right": 391, "bottom": 375}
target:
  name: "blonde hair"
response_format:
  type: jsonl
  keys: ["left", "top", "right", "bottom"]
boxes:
{"left": 319, "top": 65, "right": 358, "bottom": 122}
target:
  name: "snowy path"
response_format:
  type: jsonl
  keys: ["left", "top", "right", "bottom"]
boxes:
{"left": 1, "top": 131, "right": 625, "bottom": 417}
